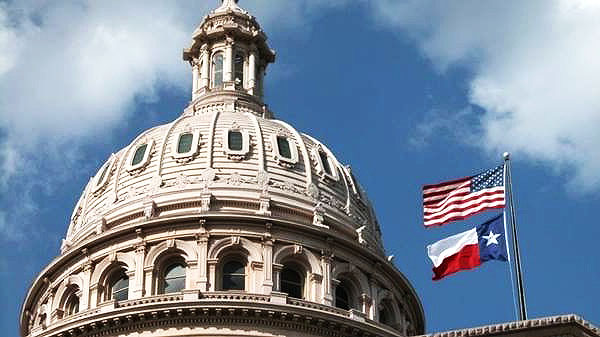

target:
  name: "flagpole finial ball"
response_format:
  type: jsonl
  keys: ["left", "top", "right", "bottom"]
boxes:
{"left": 503, "top": 152, "right": 511, "bottom": 160}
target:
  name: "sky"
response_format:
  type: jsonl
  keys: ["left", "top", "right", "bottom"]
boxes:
{"left": 1, "top": 0, "right": 599, "bottom": 335}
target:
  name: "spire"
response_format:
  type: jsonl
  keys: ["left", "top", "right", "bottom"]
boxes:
{"left": 213, "top": 0, "right": 246, "bottom": 14}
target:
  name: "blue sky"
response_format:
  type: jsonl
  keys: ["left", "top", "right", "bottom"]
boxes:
{"left": 1, "top": 1, "right": 599, "bottom": 335}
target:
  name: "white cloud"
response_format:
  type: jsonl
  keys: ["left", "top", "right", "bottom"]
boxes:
{"left": 372, "top": 0, "right": 600, "bottom": 192}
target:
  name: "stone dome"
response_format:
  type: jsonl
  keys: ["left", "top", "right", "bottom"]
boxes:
{"left": 62, "top": 95, "right": 384, "bottom": 257}
{"left": 20, "top": 2, "right": 424, "bottom": 337}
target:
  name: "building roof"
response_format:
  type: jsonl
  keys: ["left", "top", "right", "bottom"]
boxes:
{"left": 421, "top": 314, "right": 599, "bottom": 337}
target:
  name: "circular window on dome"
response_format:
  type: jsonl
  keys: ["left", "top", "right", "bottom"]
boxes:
{"left": 127, "top": 139, "right": 154, "bottom": 172}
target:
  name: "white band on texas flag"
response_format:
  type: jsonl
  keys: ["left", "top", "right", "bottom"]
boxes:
{"left": 426, "top": 214, "right": 508, "bottom": 280}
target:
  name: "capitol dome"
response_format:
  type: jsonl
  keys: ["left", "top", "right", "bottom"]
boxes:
{"left": 20, "top": 1, "right": 425, "bottom": 337}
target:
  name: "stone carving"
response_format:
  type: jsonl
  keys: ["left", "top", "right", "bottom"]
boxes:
{"left": 313, "top": 202, "right": 325, "bottom": 226}
{"left": 143, "top": 200, "right": 158, "bottom": 220}
{"left": 307, "top": 183, "right": 320, "bottom": 200}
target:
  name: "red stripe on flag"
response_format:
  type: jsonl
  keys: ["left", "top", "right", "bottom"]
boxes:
{"left": 422, "top": 176, "right": 472, "bottom": 190}
{"left": 424, "top": 191, "right": 505, "bottom": 216}
{"left": 432, "top": 244, "right": 481, "bottom": 281}
{"left": 424, "top": 203, "right": 506, "bottom": 227}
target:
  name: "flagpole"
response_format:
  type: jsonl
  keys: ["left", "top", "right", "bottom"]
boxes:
{"left": 503, "top": 152, "right": 528, "bottom": 320}
{"left": 502, "top": 157, "right": 518, "bottom": 320}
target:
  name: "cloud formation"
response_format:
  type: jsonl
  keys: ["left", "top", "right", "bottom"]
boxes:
{"left": 372, "top": 0, "right": 600, "bottom": 191}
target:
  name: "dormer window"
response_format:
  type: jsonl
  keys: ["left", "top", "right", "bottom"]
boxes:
{"left": 228, "top": 130, "right": 243, "bottom": 151}
{"left": 224, "top": 127, "right": 250, "bottom": 161}
{"left": 172, "top": 129, "right": 200, "bottom": 160}
{"left": 132, "top": 144, "right": 147, "bottom": 166}
{"left": 178, "top": 133, "right": 193, "bottom": 153}
{"left": 313, "top": 147, "right": 339, "bottom": 181}
{"left": 319, "top": 151, "right": 332, "bottom": 175}
{"left": 234, "top": 53, "right": 245, "bottom": 89}
{"left": 127, "top": 140, "right": 154, "bottom": 172}
{"left": 94, "top": 156, "right": 114, "bottom": 191}
{"left": 271, "top": 134, "right": 298, "bottom": 167}
{"left": 212, "top": 53, "right": 224, "bottom": 88}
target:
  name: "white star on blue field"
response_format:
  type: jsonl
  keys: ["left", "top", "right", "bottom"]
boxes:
{"left": 1, "top": 1, "right": 599, "bottom": 336}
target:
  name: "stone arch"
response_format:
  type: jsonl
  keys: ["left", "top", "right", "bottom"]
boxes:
{"left": 53, "top": 275, "right": 84, "bottom": 310}
{"left": 273, "top": 245, "right": 322, "bottom": 275}
{"left": 90, "top": 252, "right": 136, "bottom": 287}
{"left": 208, "top": 236, "right": 262, "bottom": 262}
{"left": 144, "top": 239, "right": 198, "bottom": 268}
{"left": 378, "top": 288, "right": 402, "bottom": 324}
{"left": 332, "top": 262, "right": 370, "bottom": 295}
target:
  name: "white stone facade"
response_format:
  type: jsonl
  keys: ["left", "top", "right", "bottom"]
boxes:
{"left": 20, "top": 1, "right": 425, "bottom": 337}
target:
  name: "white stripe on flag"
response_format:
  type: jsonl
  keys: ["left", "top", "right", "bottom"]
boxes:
{"left": 427, "top": 228, "right": 478, "bottom": 268}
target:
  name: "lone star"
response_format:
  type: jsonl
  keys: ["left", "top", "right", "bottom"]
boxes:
{"left": 482, "top": 231, "right": 501, "bottom": 246}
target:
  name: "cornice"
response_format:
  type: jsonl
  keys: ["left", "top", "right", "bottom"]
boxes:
{"left": 419, "top": 315, "right": 599, "bottom": 337}
{"left": 30, "top": 295, "right": 405, "bottom": 337}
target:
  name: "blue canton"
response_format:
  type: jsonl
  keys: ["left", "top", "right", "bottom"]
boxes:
{"left": 476, "top": 213, "right": 508, "bottom": 263}
{"left": 471, "top": 165, "right": 504, "bottom": 192}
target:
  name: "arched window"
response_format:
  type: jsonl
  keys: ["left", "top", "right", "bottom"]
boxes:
{"left": 234, "top": 53, "right": 245, "bottom": 88}
{"left": 212, "top": 53, "right": 224, "bottom": 88}
{"left": 161, "top": 263, "right": 186, "bottom": 294}
{"left": 379, "top": 306, "right": 391, "bottom": 326}
{"left": 131, "top": 144, "right": 148, "bottom": 166}
{"left": 65, "top": 292, "right": 80, "bottom": 316}
{"left": 108, "top": 270, "right": 129, "bottom": 301}
{"left": 334, "top": 280, "right": 353, "bottom": 310}
{"left": 222, "top": 260, "right": 245, "bottom": 291}
{"left": 177, "top": 133, "right": 194, "bottom": 154}
{"left": 281, "top": 267, "right": 303, "bottom": 299}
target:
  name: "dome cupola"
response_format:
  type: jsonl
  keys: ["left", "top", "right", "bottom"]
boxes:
{"left": 183, "top": 0, "right": 276, "bottom": 106}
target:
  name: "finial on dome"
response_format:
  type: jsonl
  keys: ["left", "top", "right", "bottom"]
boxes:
{"left": 214, "top": 0, "right": 245, "bottom": 14}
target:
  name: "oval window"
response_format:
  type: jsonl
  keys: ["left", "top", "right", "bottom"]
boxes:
{"left": 228, "top": 130, "right": 244, "bottom": 151}
{"left": 277, "top": 136, "right": 292, "bottom": 159}
{"left": 131, "top": 144, "right": 148, "bottom": 166}
{"left": 177, "top": 133, "right": 194, "bottom": 154}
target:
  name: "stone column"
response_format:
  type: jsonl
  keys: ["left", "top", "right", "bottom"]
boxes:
{"left": 320, "top": 252, "right": 333, "bottom": 305}
{"left": 200, "top": 44, "right": 210, "bottom": 89}
{"left": 224, "top": 36, "right": 234, "bottom": 89}
{"left": 272, "top": 263, "right": 283, "bottom": 292}
{"left": 81, "top": 263, "right": 92, "bottom": 310}
{"left": 262, "top": 238, "right": 274, "bottom": 294}
{"left": 248, "top": 45, "right": 257, "bottom": 94}
{"left": 197, "top": 228, "right": 209, "bottom": 291}
{"left": 207, "top": 259, "right": 218, "bottom": 291}
{"left": 192, "top": 60, "right": 199, "bottom": 100}
{"left": 369, "top": 278, "right": 379, "bottom": 321}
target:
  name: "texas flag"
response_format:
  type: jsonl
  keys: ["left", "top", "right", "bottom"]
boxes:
{"left": 427, "top": 214, "right": 508, "bottom": 280}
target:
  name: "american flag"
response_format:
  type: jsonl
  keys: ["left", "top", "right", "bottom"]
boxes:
{"left": 423, "top": 165, "right": 505, "bottom": 227}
